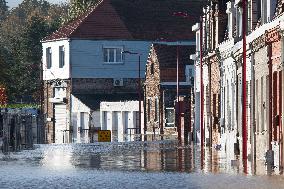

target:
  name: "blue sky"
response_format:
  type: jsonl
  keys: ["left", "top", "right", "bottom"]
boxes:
{"left": 7, "top": 0, "right": 67, "bottom": 8}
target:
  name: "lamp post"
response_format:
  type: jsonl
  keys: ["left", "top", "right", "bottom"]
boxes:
{"left": 122, "top": 51, "right": 142, "bottom": 135}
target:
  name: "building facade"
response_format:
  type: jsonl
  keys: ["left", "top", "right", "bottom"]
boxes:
{"left": 193, "top": 0, "right": 284, "bottom": 175}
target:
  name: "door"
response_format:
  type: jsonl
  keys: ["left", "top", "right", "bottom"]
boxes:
{"left": 80, "top": 112, "right": 89, "bottom": 143}
{"left": 54, "top": 104, "right": 67, "bottom": 144}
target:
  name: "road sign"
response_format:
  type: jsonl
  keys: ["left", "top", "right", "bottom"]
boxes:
{"left": 98, "top": 130, "right": 111, "bottom": 142}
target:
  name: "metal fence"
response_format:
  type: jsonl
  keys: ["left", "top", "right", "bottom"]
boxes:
{"left": 0, "top": 112, "right": 44, "bottom": 154}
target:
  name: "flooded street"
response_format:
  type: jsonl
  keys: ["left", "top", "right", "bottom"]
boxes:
{"left": 1, "top": 140, "right": 284, "bottom": 189}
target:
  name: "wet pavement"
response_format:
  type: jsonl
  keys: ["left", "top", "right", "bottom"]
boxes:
{"left": 1, "top": 140, "right": 284, "bottom": 189}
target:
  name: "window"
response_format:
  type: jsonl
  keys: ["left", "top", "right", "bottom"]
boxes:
{"left": 150, "top": 64, "right": 154, "bottom": 75}
{"left": 46, "top": 47, "right": 52, "bottom": 69}
{"left": 103, "top": 47, "right": 123, "bottom": 63}
{"left": 147, "top": 98, "right": 151, "bottom": 122}
{"left": 154, "top": 98, "right": 159, "bottom": 122}
{"left": 165, "top": 108, "right": 175, "bottom": 127}
{"left": 59, "top": 46, "right": 65, "bottom": 68}
{"left": 196, "top": 32, "right": 200, "bottom": 51}
{"left": 54, "top": 87, "right": 66, "bottom": 98}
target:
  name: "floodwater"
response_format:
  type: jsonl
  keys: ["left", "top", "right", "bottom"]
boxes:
{"left": 1, "top": 140, "right": 284, "bottom": 189}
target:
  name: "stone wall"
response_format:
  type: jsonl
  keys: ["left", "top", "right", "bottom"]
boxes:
{"left": 144, "top": 50, "right": 161, "bottom": 133}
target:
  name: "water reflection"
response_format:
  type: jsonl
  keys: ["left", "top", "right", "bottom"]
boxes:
{"left": 2, "top": 140, "right": 284, "bottom": 188}
{"left": 41, "top": 145, "right": 74, "bottom": 170}
{"left": 34, "top": 141, "right": 237, "bottom": 174}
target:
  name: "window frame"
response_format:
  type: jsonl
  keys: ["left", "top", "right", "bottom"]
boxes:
{"left": 147, "top": 98, "right": 151, "bottom": 122}
{"left": 59, "top": 46, "right": 65, "bottom": 68}
{"left": 154, "top": 97, "right": 159, "bottom": 122}
{"left": 165, "top": 107, "right": 175, "bottom": 128}
{"left": 46, "top": 47, "right": 52, "bottom": 69}
{"left": 103, "top": 46, "right": 124, "bottom": 64}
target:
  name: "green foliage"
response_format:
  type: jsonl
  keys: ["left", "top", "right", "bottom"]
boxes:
{"left": 0, "top": 0, "right": 8, "bottom": 21}
{"left": 0, "top": 0, "right": 67, "bottom": 103}
{"left": 62, "top": 0, "right": 100, "bottom": 24}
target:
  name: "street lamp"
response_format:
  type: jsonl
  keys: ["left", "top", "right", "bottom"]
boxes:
{"left": 172, "top": 12, "right": 195, "bottom": 143}
{"left": 121, "top": 51, "right": 142, "bottom": 136}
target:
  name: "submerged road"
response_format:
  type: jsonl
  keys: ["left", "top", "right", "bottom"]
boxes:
{"left": 1, "top": 141, "right": 284, "bottom": 189}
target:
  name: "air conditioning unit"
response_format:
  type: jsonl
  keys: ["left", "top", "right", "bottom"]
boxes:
{"left": 113, "top": 78, "right": 123, "bottom": 86}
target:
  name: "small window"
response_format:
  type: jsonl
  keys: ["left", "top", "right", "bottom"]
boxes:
{"left": 59, "top": 46, "right": 65, "bottom": 68}
{"left": 150, "top": 64, "right": 154, "bottom": 75}
{"left": 147, "top": 98, "right": 151, "bottom": 122}
{"left": 165, "top": 108, "right": 175, "bottom": 127}
{"left": 46, "top": 47, "right": 52, "bottom": 69}
{"left": 54, "top": 87, "right": 66, "bottom": 98}
{"left": 196, "top": 32, "right": 200, "bottom": 51}
{"left": 154, "top": 98, "right": 159, "bottom": 122}
{"left": 103, "top": 47, "right": 123, "bottom": 63}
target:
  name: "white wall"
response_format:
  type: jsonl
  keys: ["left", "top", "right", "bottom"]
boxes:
{"left": 71, "top": 95, "right": 91, "bottom": 143}
{"left": 42, "top": 40, "right": 70, "bottom": 80}
{"left": 100, "top": 101, "right": 144, "bottom": 142}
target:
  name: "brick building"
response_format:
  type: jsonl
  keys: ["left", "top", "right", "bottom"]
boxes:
{"left": 144, "top": 44, "right": 195, "bottom": 139}
{"left": 192, "top": 0, "right": 284, "bottom": 174}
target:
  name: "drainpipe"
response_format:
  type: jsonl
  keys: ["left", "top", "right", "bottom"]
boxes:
{"left": 189, "top": 87, "right": 192, "bottom": 141}
{"left": 200, "top": 16, "right": 204, "bottom": 170}
{"left": 268, "top": 43, "right": 273, "bottom": 151}
{"left": 280, "top": 23, "right": 284, "bottom": 171}
{"left": 69, "top": 39, "right": 73, "bottom": 143}
{"left": 209, "top": 62, "right": 212, "bottom": 147}
{"left": 160, "top": 88, "right": 164, "bottom": 137}
{"left": 46, "top": 81, "right": 48, "bottom": 143}
{"left": 200, "top": 17, "right": 204, "bottom": 149}
{"left": 177, "top": 45, "right": 181, "bottom": 143}
{"left": 281, "top": 41, "right": 284, "bottom": 174}
{"left": 242, "top": 0, "right": 248, "bottom": 170}
{"left": 143, "top": 84, "right": 147, "bottom": 141}
{"left": 250, "top": 46, "right": 256, "bottom": 174}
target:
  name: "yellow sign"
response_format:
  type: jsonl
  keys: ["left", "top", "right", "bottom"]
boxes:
{"left": 98, "top": 130, "right": 111, "bottom": 142}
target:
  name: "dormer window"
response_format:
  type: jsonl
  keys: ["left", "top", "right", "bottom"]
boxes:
{"left": 103, "top": 47, "right": 123, "bottom": 64}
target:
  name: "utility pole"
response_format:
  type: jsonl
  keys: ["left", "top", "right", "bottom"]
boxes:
{"left": 122, "top": 51, "right": 142, "bottom": 137}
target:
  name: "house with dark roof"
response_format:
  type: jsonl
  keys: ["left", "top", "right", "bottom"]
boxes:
{"left": 42, "top": 0, "right": 204, "bottom": 143}
{"left": 144, "top": 44, "right": 195, "bottom": 138}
